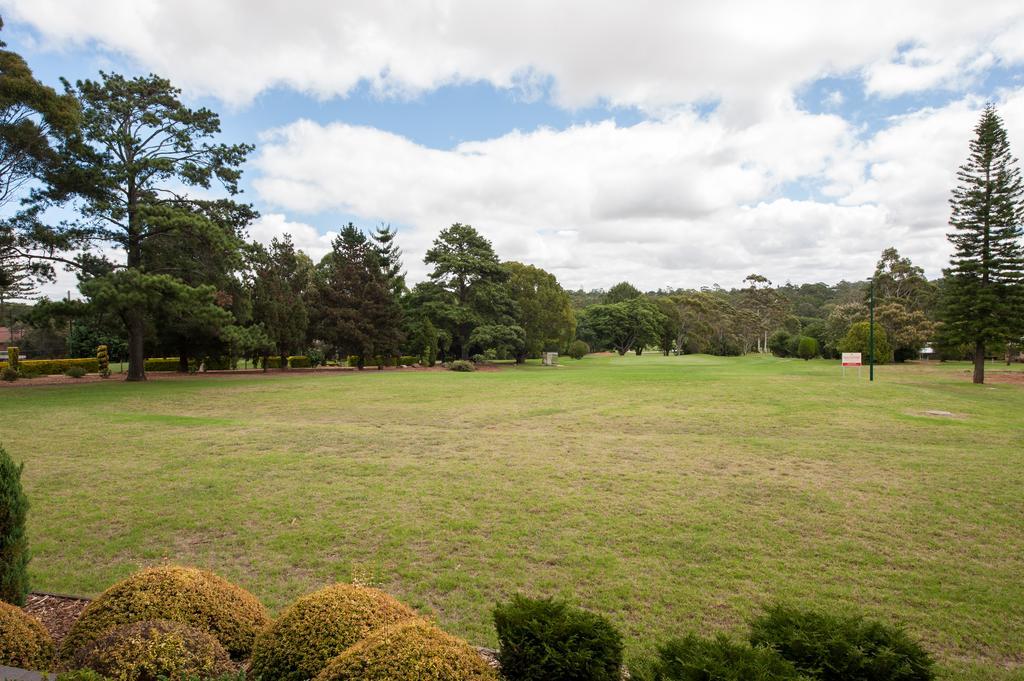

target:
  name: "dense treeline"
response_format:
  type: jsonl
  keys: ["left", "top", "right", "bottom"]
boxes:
{"left": 1, "top": 23, "right": 1022, "bottom": 380}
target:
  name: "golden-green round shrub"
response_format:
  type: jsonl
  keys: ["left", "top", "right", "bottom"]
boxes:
{"left": 314, "top": 619, "right": 499, "bottom": 681}
{"left": 249, "top": 583, "right": 419, "bottom": 681}
{"left": 70, "top": 619, "right": 234, "bottom": 681}
{"left": 0, "top": 600, "right": 56, "bottom": 670}
{"left": 60, "top": 566, "right": 269, "bottom": 661}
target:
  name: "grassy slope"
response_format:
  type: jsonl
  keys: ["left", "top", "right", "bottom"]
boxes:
{"left": 1, "top": 355, "right": 1022, "bottom": 679}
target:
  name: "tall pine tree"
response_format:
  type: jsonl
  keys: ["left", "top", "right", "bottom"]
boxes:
{"left": 940, "top": 105, "right": 1024, "bottom": 383}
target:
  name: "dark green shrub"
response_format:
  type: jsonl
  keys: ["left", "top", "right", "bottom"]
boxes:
{"left": 470, "top": 353, "right": 486, "bottom": 364}
{"left": 796, "top": 336, "right": 819, "bottom": 361}
{"left": 0, "top": 446, "right": 30, "bottom": 606}
{"left": 493, "top": 595, "right": 623, "bottom": 681}
{"left": 61, "top": 565, "right": 270, "bottom": 662}
{"left": 568, "top": 340, "right": 590, "bottom": 359}
{"left": 0, "top": 600, "right": 54, "bottom": 670}
{"left": 249, "top": 583, "right": 418, "bottom": 681}
{"left": 313, "top": 619, "right": 499, "bottom": 681}
{"left": 1, "top": 366, "right": 17, "bottom": 382}
{"left": 629, "top": 634, "right": 802, "bottom": 681}
{"left": 749, "top": 604, "right": 935, "bottom": 681}
{"left": 70, "top": 619, "right": 235, "bottom": 681}
{"left": 448, "top": 360, "right": 475, "bottom": 372}
{"left": 66, "top": 365, "right": 88, "bottom": 378}
{"left": 768, "top": 331, "right": 792, "bottom": 357}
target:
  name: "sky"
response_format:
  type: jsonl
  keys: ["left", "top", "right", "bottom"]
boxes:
{"left": 3, "top": 0, "right": 1024, "bottom": 299}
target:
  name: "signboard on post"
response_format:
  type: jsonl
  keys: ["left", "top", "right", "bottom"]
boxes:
{"left": 841, "top": 352, "right": 862, "bottom": 378}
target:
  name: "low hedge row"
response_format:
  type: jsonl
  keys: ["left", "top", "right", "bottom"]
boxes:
{"left": 0, "top": 357, "right": 99, "bottom": 376}
{"left": 346, "top": 355, "right": 421, "bottom": 367}
{"left": 144, "top": 357, "right": 181, "bottom": 372}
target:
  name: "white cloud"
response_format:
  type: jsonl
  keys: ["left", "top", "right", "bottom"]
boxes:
{"left": 249, "top": 104, "right": 879, "bottom": 288}
{"left": 248, "top": 213, "right": 336, "bottom": 263}
{"left": 246, "top": 85, "right": 1024, "bottom": 290}
{"left": 4, "top": 0, "right": 1024, "bottom": 110}
{"left": 5, "top": 1, "right": 1024, "bottom": 290}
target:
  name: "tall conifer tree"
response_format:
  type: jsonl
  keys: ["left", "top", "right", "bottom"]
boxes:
{"left": 940, "top": 105, "right": 1024, "bottom": 383}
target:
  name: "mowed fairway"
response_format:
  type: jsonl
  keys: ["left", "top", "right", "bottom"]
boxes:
{"left": 2, "top": 355, "right": 1022, "bottom": 679}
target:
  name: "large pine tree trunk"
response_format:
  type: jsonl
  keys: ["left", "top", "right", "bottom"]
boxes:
{"left": 178, "top": 342, "right": 190, "bottom": 373}
{"left": 126, "top": 314, "right": 147, "bottom": 381}
{"left": 973, "top": 340, "right": 985, "bottom": 384}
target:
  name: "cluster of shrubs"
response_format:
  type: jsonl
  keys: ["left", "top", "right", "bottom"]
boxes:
{"left": 448, "top": 359, "right": 476, "bottom": 372}
{"left": 1, "top": 565, "right": 499, "bottom": 681}
{"left": 768, "top": 331, "right": 820, "bottom": 360}
{"left": 490, "top": 597, "right": 934, "bottom": 681}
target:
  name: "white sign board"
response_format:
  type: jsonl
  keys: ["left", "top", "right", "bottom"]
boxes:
{"left": 842, "top": 352, "right": 862, "bottom": 367}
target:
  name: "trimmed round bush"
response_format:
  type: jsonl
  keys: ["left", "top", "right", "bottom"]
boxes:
{"left": 249, "top": 583, "right": 419, "bottom": 681}
{"left": 0, "top": 600, "right": 55, "bottom": 670}
{"left": 2, "top": 366, "right": 18, "bottom": 381}
{"left": 448, "top": 360, "right": 475, "bottom": 372}
{"left": 70, "top": 619, "right": 234, "bottom": 681}
{"left": 61, "top": 566, "right": 269, "bottom": 661}
{"left": 66, "top": 365, "right": 88, "bottom": 378}
{"left": 568, "top": 340, "right": 590, "bottom": 359}
{"left": 493, "top": 594, "right": 623, "bottom": 681}
{"left": 314, "top": 619, "right": 499, "bottom": 681}
{"left": 749, "top": 604, "right": 935, "bottom": 680}
{"left": 629, "top": 634, "right": 802, "bottom": 681}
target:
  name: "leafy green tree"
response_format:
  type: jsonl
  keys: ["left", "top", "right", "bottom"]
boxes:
{"left": 824, "top": 302, "right": 867, "bottom": 358}
{"left": 939, "top": 105, "right": 1024, "bottom": 383}
{"left": 22, "top": 73, "right": 250, "bottom": 380}
{"left": 143, "top": 200, "right": 255, "bottom": 370}
{"left": 577, "top": 298, "right": 663, "bottom": 355}
{"left": 603, "top": 281, "right": 642, "bottom": 304}
{"left": 876, "top": 302, "right": 935, "bottom": 363}
{"left": 839, "top": 321, "right": 892, "bottom": 364}
{"left": 0, "top": 20, "right": 79, "bottom": 321}
{"left": 248, "top": 236, "right": 311, "bottom": 368}
{"left": 313, "top": 231, "right": 404, "bottom": 368}
{"left": 0, "top": 19, "right": 79, "bottom": 209}
{"left": 675, "top": 290, "right": 749, "bottom": 356}
{"left": 220, "top": 323, "right": 274, "bottom": 368}
{"left": 423, "top": 223, "right": 520, "bottom": 359}
{"left": 0, "top": 445, "right": 30, "bottom": 605}
{"left": 871, "top": 247, "right": 935, "bottom": 311}
{"left": 79, "top": 269, "right": 232, "bottom": 364}
{"left": 505, "top": 261, "right": 575, "bottom": 362}
{"left": 741, "top": 274, "right": 793, "bottom": 353}
{"left": 653, "top": 296, "right": 681, "bottom": 355}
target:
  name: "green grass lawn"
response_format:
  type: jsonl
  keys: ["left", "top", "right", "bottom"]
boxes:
{"left": 2, "top": 354, "right": 1022, "bottom": 679}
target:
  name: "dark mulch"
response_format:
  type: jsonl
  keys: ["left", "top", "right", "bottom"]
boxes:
{"left": 23, "top": 593, "right": 91, "bottom": 646}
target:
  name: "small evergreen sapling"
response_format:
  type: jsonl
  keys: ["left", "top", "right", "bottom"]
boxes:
{"left": 0, "top": 445, "right": 30, "bottom": 605}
